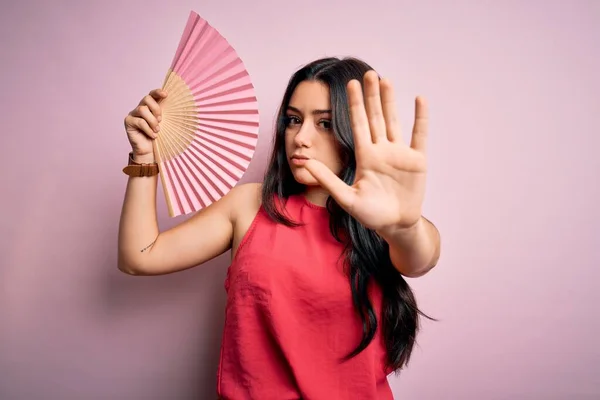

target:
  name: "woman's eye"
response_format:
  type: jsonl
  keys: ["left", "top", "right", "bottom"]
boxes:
{"left": 319, "top": 120, "right": 332, "bottom": 130}
{"left": 285, "top": 116, "right": 301, "bottom": 126}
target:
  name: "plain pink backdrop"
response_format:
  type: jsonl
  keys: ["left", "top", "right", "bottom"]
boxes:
{"left": 1, "top": 0, "right": 599, "bottom": 399}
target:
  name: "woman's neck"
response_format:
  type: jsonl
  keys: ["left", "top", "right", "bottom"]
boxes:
{"left": 303, "top": 186, "right": 330, "bottom": 207}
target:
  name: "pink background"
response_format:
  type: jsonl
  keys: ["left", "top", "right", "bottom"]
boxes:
{"left": 1, "top": 0, "right": 599, "bottom": 399}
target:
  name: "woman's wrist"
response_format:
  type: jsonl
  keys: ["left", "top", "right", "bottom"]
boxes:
{"left": 131, "top": 152, "right": 155, "bottom": 164}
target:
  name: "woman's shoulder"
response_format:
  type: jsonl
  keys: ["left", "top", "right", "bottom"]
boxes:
{"left": 228, "top": 182, "right": 263, "bottom": 222}
{"left": 228, "top": 183, "right": 263, "bottom": 257}
{"left": 229, "top": 182, "right": 262, "bottom": 198}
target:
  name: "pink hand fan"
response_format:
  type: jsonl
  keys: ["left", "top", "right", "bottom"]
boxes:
{"left": 154, "top": 11, "right": 259, "bottom": 217}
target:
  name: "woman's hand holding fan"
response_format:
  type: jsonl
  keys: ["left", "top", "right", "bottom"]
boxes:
{"left": 124, "top": 89, "right": 168, "bottom": 163}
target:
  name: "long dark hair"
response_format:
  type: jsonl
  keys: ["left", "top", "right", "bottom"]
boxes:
{"left": 261, "top": 56, "right": 431, "bottom": 373}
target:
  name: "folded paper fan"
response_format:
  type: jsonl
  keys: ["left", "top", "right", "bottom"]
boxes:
{"left": 154, "top": 10, "right": 259, "bottom": 217}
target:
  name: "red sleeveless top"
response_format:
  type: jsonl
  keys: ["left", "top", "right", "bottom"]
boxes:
{"left": 217, "top": 194, "right": 393, "bottom": 399}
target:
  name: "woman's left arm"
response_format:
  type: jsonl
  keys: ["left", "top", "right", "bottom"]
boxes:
{"left": 377, "top": 216, "right": 441, "bottom": 278}
{"left": 303, "top": 71, "right": 442, "bottom": 277}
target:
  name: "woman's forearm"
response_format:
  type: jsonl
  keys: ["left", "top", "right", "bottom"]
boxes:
{"left": 117, "top": 154, "right": 161, "bottom": 273}
{"left": 378, "top": 216, "right": 441, "bottom": 278}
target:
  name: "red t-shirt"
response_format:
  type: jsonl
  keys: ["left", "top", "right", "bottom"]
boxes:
{"left": 217, "top": 194, "right": 393, "bottom": 399}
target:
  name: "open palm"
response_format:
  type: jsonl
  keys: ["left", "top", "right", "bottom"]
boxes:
{"left": 304, "top": 70, "right": 429, "bottom": 233}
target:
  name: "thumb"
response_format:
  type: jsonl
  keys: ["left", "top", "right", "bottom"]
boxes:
{"left": 303, "top": 159, "right": 356, "bottom": 210}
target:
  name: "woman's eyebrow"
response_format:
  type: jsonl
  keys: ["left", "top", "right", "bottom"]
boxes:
{"left": 287, "top": 106, "right": 332, "bottom": 115}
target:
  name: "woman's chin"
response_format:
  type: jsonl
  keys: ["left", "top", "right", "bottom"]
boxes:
{"left": 290, "top": 168, "right": 319, "bottom": 186}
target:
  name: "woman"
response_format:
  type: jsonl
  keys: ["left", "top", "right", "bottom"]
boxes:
{"left": 118, "top": 57, "right": 441, "bottom": 400}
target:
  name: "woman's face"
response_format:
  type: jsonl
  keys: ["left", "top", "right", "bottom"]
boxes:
{"left": 284, "top": 80, "right": 342, "bottom": 187}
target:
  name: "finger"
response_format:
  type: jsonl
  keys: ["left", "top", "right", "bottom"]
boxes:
{"left": 409, "top": 96, "right": 428, "bottom": 154}
{"left": 347, "top": 79, "right": 371, "bottom": 150}
{"left": 363, "top": 70, "right": 387, "bottom": 143}
{"left": 303, "top": 159, "right": 356, "bottom": 211}
{"left": 132, "top": 105, "right": 160, "bottom": 134}
{"left": 380, "top": 77, "right": 402, "bottom": 143}
{"left": 133, "top": 116, "right": 158, "bottom": 139}
{"left": 149, "top": 88, "right": 168, "bottom": 101}
{"left": 140, "top": 94, "right": 163, "bottom": 122}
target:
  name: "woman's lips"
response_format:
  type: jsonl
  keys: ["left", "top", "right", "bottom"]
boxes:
{"left": 290, "top": 154, "right": 309, "bottom": 166}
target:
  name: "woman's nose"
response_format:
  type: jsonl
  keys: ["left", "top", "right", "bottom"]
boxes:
{"left": 293, "top": 122, "right": 314, "bottom": 147}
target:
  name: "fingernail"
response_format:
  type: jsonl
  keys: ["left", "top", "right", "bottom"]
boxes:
{"left": 158, "top": 116, "right": 162, "bottom": 122}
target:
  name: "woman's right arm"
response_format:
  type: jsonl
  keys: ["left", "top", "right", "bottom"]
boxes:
{"left": 117, "top": 88, "right": 240, "bottom": 276}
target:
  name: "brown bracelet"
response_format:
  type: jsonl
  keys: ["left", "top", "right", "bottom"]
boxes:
{"left": 122, "top": 152, "right": 159, "bottom": 177}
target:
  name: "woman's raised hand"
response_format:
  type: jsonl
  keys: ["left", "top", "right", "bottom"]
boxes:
{"left": 123, "top": 89, "right": 168, "bottom": 162}
{"left": 304, "top": 70, "right": 429, "bottom": 234}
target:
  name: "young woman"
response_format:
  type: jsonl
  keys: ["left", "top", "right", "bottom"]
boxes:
{"left": 118, "top": 57, "right": 441, "bottom": 400}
